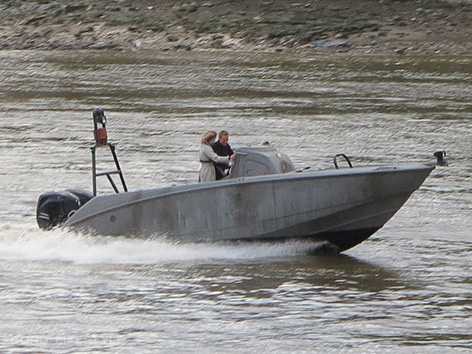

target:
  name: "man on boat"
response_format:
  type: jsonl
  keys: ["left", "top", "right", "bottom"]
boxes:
{"left": 212, "top": 130, "right": 234, "bottom": 180}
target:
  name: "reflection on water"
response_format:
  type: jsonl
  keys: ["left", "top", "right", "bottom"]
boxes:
{"left": 0, "top": 50, "right": 471, "bottom": 352}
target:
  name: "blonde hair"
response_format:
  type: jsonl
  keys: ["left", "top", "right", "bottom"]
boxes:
{"left": 201, "top": 130, "right": 217, "bottom": 144}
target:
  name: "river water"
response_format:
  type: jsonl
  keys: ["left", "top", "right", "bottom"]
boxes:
{"left": 0, "top": 50, "right": 471, "bottom": 353}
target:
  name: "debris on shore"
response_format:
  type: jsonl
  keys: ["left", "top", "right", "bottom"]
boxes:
{"left": 1, "top": 0, "right": 471, "bottom": 54}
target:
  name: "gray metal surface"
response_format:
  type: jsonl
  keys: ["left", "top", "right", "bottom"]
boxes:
{"left": 65, "top": 163, "right": 433, "bottom": 251}
{"left": 229, "top": 146, "right": 296, "bottom": 178}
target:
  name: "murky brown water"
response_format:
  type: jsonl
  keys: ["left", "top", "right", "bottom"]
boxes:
{"left": 0, "top": 50, "right": 471, "bottom": 352}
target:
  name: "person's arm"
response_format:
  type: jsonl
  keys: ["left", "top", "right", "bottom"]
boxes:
{"left": 204, "top": 145, "right": 231, "bottom": 164}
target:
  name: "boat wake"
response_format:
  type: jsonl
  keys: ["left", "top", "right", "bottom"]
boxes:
{"left": 0, "top": 222, "right": 328, "bottom": 265}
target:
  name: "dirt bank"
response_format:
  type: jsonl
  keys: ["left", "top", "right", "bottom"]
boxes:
{"left": 1, "top": 0, "right": 471, "bottom": 54}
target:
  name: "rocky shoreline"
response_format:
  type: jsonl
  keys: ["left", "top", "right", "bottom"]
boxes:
{"left": 1, "top": 0, "right": 471, "bottom": 55}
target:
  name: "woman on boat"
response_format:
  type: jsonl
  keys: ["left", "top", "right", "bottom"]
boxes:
{"left": 199, "top": 130, "right": 235, "bottom": 182}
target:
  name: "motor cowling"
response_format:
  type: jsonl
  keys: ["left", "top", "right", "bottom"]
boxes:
{"left": 36, "top": 190, "right": 93, "bottom": 230}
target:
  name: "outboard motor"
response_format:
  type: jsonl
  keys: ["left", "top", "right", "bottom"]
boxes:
{"left": 36, "top": 189, "right": 93, "bottom": 230}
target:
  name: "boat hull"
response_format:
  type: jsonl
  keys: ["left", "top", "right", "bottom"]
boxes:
{"left": 65, "top": 164, "right": 433, "bottom": 252}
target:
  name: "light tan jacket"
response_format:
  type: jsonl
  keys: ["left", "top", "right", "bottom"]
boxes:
{"left": 199, "top": 143, "right": 231, "bottom": 182}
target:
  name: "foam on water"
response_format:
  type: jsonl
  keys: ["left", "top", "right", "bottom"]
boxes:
{"left": 0, "top": 222, "right": 321, "bottom": 264}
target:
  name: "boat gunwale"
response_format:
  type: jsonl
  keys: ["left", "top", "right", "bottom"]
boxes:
{"left": 65, "top": 163, "right": 434, "bottom": 228}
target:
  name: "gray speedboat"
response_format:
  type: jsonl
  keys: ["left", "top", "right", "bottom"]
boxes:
{"left": 36, "top": 109, "right": 436, "bottom": 252}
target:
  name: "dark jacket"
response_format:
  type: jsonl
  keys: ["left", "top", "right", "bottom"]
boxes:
{"left": 212, "top": 141, "right": 234, "bottom": 180}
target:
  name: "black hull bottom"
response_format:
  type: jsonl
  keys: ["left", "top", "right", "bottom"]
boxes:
{"left": 236, "top": 227, "right": 380, "bottom": 253}
{"left": 315, "top": 227, "right": 380, "bottom": 252}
